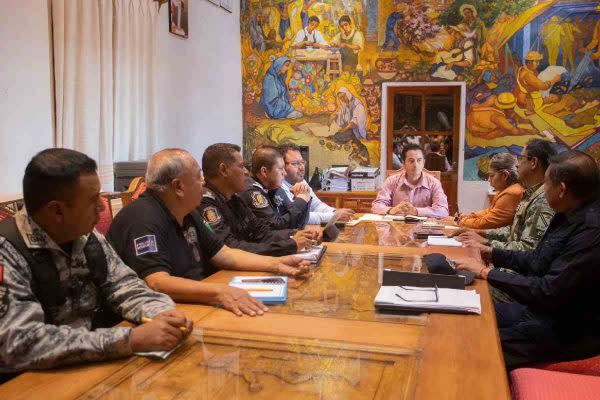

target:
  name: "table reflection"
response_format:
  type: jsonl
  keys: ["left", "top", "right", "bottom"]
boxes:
{"left": 335, "top": 221, "right": 428, "bottom": 247}
{"left": 269, "top": 251, "right": 427, "bottom": 325}
{"left": 80, "top": 332, "right": 418, "bottom": 399}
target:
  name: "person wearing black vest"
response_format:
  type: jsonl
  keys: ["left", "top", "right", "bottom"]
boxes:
{"left": 240, "top": 145, "right": 310, "bottom": 230}
{"left": 456, "top": 151, "right": 600, "bottom": 368}
{"left": 198, "top": 143, "right": 318, "bottom": 256}
{"left": 0, "top": 149, "right": 191, "bottom": 380}
{"left": 107, "top": 148, "right": 310, "bottom": 318}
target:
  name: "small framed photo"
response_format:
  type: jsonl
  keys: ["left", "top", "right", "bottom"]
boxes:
{"left": 220, "top": 0, "right": 233, "bottom": 13}
{"left": 169, "top": 0, "right": 189, "bottom": 38}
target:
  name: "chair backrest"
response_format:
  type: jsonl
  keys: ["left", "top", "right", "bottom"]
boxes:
{"left": 121, "top": 177, "right": 146, "bottom": 208}
{"left": 424, "top": 153, "right": 448, "bottom": 173}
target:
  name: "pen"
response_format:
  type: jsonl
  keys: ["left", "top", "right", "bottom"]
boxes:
{"left": 141, "top": 317, "right": 188, "bottom": 333}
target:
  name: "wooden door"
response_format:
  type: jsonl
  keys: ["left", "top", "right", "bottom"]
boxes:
{"left": 386, "top": 86, "right": 460, "bottom": 214}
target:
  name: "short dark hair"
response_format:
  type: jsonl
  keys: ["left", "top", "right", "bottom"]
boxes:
{"left": 251, "top": 145, "right": 283, "bottom": 175}
{"left": 278, "top": 144, "right": 301, "bottom": 162}
{"left": 401, "top": 144, "right": 424, "bottom": 161}
{"left": 202, "top": 143, "right": 241, "bottom": 180}
{"left": 547, "top": 151, "right": 600, "bottom": 201}
{"left": 23, "top": 148, "right": 97, "bottom": 215}
{"left": 525, "top": 139, "right": 556, "bottom": 170}
{"left": 338, "top": 15, "right": 351, "bottom": 25}
{"left": 308, "top": 15, "right": 320, "bottom": 24}
{"left": 429, "top": 142, "right": 441, "bottom": 153}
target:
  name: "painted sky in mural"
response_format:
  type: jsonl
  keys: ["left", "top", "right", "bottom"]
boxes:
{"left": 240, "top": 0, "right": 600, "bottom": 181}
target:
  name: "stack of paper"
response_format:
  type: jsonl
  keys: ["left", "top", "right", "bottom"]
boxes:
{"left": 427, "top": 236, "right": 463, "bottom": 247}
{"left": 422, "top": 221, "right": 461, "bottom": 231}
{"left": 229, "top": 276, "right": 288, "bottom": 304}
{"left": 375, "top": 285, "right": 481, "bottom": 314}
{"left": 322, "top": 167, "right": 349, "bottom": 191}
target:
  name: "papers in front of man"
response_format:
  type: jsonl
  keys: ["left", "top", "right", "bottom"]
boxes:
{"left": 229, "top": 276, "right": 288, "bottom": 304}
{"left": 538, "top": 66, "right": 567, "bottom": 97}
{"left": 291, "top": 245, "right": 326, "bottom": 264}
{"left": 427, "top": 236, "right": 463, "bottom": 247}
{"left": 375, "top": 285, "right": 481, "bottom": 314}
{"left": 422, "top": 221, "right": 461, "bottom": 230}
{"left": 348, "top": 213, "right": 428, "bottom": 224}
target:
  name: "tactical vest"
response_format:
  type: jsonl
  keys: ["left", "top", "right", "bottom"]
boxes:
{"left": 0, "top": 218, "right": 117, "bottom": 328}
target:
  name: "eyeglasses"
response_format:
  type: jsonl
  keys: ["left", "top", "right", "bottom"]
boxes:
{"left": 395, "top": 284, "right": 439, "bottom": 303}
{"left": 517, "top": 155, "right": 535, "bottom": 162}
{"left": 286, "top": 160, "right": 306, "bottom": 167}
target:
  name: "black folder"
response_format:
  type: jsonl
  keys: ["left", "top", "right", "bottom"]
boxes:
{"left": 382, "top": 269, "right": 466, "bottom": 289}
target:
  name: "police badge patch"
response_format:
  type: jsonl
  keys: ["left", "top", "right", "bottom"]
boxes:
{"left": 203, "top": 206, "right": 222, "bottom": 225}
{"left": 251, "top": 191, "right": 269, "bottom": 209}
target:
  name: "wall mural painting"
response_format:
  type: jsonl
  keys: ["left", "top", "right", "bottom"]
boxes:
{"left": 241, "top": 0, "right": 600, "bottom": 182}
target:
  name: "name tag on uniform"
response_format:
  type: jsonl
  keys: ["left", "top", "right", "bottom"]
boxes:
{"left": 134, "top": 235, "right": 158, "bottom": 256}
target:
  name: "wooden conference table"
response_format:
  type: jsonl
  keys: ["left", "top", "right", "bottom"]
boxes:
{"left": 0, "top": 219, "right": 510, "bottom": 400}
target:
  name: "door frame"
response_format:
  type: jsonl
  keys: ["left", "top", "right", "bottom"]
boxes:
{"left": 380, "top": 81, "right": 467, "bottom": 210}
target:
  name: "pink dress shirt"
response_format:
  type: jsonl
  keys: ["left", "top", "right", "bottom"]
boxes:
{"left": 371, "top": 171, "right": 449, "bottom": 218}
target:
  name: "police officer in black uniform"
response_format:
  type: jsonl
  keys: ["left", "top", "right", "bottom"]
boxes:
{"left": 199, "top": 143, "right": 316, "bottom": 256}
{"left": 108, "top": 148, "right": 310, "bottom": 317}
{"left": 240, "top": 145, "right": 310, "bottom": 230}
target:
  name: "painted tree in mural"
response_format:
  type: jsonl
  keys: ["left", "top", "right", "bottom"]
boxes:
{"left": 239, "top": 0, "right": 600, "bottom": 181}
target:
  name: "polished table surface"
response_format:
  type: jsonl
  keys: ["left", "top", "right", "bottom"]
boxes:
{"left": 0, "top": 220, "right": 510, "bottom": 400}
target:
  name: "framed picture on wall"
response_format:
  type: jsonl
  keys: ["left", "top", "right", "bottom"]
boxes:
{"left": 220, "top": 0, "right": 233, "bottom": 13}
{"left": 169, "top": 0, "right": 189, "bottom": 38}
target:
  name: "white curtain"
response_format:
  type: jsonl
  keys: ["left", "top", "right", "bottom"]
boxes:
{"left": 52, "top": 0, "right": 159, "bottom": 191}
{"left": 113, "top": 0, "right": 159, "bottom": 162}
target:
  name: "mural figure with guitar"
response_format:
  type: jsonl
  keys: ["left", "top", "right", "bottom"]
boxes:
{"left": 431, "top": 25, "right": 475, "bottom": 80}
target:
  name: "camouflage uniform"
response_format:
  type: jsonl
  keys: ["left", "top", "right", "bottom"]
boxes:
{"left": 0, "top": 210, "right": 175, "bottom": 372}
{"left": 485, "top": 183, "right": 554, "bottom": 251}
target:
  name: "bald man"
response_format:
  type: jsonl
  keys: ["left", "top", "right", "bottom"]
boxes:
{"left": 107, "top": 148, "right": 310, "bottom": 317}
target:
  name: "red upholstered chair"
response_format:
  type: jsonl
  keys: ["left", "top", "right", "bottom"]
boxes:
{"left": 95, "top": 196, "right": 113, "bottom": 236}
{"left": 511, "top": 368, "right": 600, "bottom": 400}
{"left": 536, "top": 354, "right": 600, "bottom": 377}
{"left": 131, "top": 181, "right": 147, "bottom": 200}
{"left": 0, "top": 205, "right": 15, "bottom": 222}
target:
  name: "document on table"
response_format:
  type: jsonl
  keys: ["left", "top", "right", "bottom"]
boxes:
{"left": 422, "top": 221, "right": 461, "bottom": 230}
{"left": 292, "top": 245, "right": 326, "bottom": 263}
{"left": 135, "top": 343, "right": 182, "bottom": 360}
{"left": 375, "top": 285, "right": 481, "bottom": 314}
{"left": 427, "top": 236, "right": 463, "bottom": 247}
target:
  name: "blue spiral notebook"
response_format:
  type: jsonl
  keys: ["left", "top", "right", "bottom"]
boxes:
{"left": 228, "top": 276, "right": 288, "bottom": 304}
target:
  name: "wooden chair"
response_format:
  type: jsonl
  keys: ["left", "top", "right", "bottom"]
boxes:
{"left": 121, "top": 177, "right": 146, "bottom": 208}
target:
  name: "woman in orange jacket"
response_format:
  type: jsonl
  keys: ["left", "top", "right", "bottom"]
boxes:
{"left": 459, "top": 153, "right": 524, "bottom": 229}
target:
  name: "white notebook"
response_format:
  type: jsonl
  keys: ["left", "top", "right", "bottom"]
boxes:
{"left": 292, "top": 245, "right": 325, "bottom": 263}
{"left": 427, "top": 236, "right": 463, "bottom": 247}
{"left": 375, "top": 285, "right": 481, "bottom": 314}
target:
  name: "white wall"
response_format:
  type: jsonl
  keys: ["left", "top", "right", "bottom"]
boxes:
{"left": 0, "top": 0, "right": 54, "bottom": 196}
{"left": 156, "top": 0, "right": 243, "bottom": 164}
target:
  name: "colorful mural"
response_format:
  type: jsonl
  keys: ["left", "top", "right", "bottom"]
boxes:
{"left": 240, "top": 0, "right": 600, "bottom": 182}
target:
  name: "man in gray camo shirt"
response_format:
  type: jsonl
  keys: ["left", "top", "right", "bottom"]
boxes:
{"left": 0, "top": 149, "right": 192, "bottom": 378}
{"left": 456, "top": 139, "right": 556, "bottom": 252}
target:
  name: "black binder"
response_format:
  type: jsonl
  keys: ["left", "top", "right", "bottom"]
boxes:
{"left": 382, "top": 269, "right": 465, "bottom": 289}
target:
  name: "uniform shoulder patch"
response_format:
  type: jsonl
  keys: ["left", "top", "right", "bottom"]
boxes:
{"left": 134, "top": 235, "right": 158, "bottom": 256}
{"left": 251, "top": 191, "right": 269, "bottom": 209}
{"left": 203, "top": 206, "right": 222, "bottom": 225}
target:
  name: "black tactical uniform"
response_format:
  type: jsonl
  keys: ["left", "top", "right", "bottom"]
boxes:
{"left": 198, "top": 183, "right": 298, "bottom": 256}
{"left": 240, "top": 176, "right": 310, "bottom": 230}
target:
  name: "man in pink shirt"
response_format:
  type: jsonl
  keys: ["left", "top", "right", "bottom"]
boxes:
{"left": 372, "top": 144, "right": 449, "bottom": 218}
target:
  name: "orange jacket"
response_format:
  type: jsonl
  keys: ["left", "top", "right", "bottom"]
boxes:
{"left": 460, "top": 183, "right": 524, "bottom": 229}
